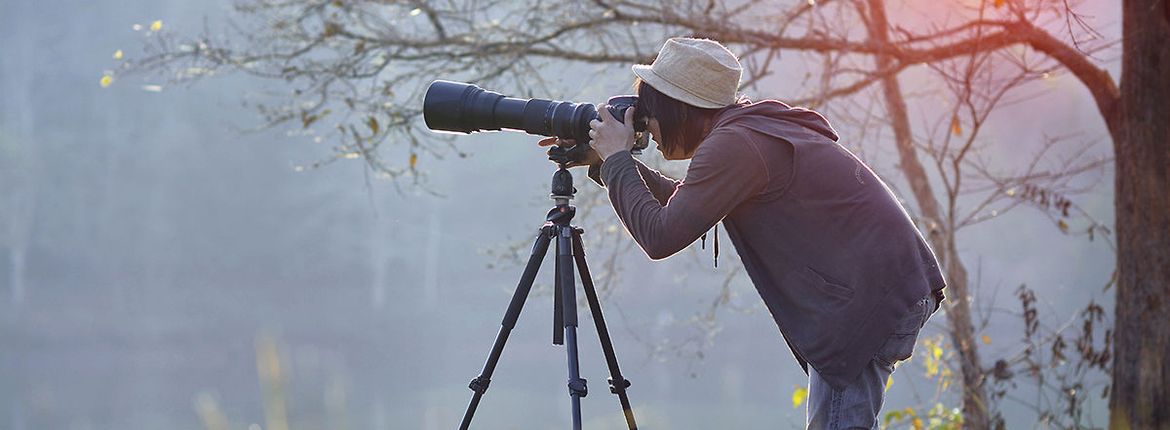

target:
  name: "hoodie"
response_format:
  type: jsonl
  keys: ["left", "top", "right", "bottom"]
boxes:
{"left": 599, "top": 100, "right": 946, "bottom": 388}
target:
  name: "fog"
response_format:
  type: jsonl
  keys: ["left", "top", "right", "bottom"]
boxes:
{"left": 1, "top": 0, "right": 1118, "bottom": 428}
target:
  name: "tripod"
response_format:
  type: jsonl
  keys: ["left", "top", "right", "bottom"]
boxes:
{"left": 458, "top": 148, "right": 638, "bottom": 430}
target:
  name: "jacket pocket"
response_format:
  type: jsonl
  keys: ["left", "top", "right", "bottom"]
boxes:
{"left": 892, "top": 296, "right": 930, "bottom": 335}
{"left": 806, "top": 266, "right": 855, "bottom": 301}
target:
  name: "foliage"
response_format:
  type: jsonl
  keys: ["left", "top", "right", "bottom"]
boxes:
{"left": 883, "top": 403, "right": 963, "bottom": 430}
{"left": 979, "top": 285, "right": 1112, "bottom": 429}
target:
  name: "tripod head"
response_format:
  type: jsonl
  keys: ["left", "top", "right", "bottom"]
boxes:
{"left": 545, "top": 144, "right": 581, "bottom": 202}
{"left": 547, "top": 165, "right": 577, "bottom": 225}
{"left": 546, "top": 142, "right": 594, "bottom": 166}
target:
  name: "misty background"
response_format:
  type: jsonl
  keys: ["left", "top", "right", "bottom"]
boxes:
{"left": 1, "top": 0, "right": 1117, "bottom": 428}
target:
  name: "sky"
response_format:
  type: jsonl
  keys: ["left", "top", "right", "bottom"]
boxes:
{"left": 1, "top": 0, "right": 1119, "bottom": 429}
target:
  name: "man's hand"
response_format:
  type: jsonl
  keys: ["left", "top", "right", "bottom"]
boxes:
{"left": 589, "top": 106, "right": 637, "bottom": 161}
{"left": 536, "top": 137, "right": 600, "bottom": 168}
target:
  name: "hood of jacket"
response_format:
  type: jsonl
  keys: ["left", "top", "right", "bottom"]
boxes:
{"left": 712, "top": 100, "right": 840, "bottom": 142}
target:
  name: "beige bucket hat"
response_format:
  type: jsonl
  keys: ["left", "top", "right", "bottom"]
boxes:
{"left": 631, "top": 38, "right": 743, "bottom": 109}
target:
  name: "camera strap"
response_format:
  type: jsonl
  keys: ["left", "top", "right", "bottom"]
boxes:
{"left": 699, "top": 223, "right": 721, "bottom": 268}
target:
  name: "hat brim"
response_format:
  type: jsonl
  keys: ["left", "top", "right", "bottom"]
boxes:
{"left": 631, "top": 64, "right": 727, "bottom": 109}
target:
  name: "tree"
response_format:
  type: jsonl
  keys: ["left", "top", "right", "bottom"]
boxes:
{"left": 113, "top": 0, "right": 1165, "bottom": 426}
{"left": 1107, "top": 2, "right": 1170, "bottom": 427}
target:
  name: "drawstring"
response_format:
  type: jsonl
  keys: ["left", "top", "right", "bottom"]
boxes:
{"left": 700, "top": 223, "right": 721, "bottom": 268}
{"left": 715, "top": 224, "right": 720, "bottom": 268}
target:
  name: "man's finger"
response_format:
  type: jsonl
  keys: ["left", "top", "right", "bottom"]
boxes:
{"left": 624, "top": 106, "right": 635, "bottom": 125}
{"left": 598, "top": 104, "right": 614, "bottom": 122}
{"left": 538, "top": 137, "right": 557, "bottom": 147}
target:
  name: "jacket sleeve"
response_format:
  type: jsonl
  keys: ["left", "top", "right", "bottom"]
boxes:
{"left": 590, "top": 159, "right": 680, "bottom": 206}
{"left": 600, "top": 128, "right": 768, "bottom": 260}
{"left": 634, "top": 160, "right": 681, "bottom": 206}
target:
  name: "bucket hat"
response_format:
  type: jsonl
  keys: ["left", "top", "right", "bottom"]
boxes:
{"left": 631, "top": 38, "right": 742, "bottom": 109}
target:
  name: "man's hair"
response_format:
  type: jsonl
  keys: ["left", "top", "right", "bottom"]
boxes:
{"left": 633, "top": 78, "right": 722, "bottom": 156}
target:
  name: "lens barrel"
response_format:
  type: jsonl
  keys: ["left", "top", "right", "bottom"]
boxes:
{"left": 423, "top": 80, "right": 597, "bottom": 142}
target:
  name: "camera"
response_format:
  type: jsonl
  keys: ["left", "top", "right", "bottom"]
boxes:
{"left": 422, "top": 80, "right": 650, "bottom": 158}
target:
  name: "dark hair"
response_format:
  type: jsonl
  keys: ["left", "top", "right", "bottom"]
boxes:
{"left": 633, "top": 78, "right": 723, "bottom": 157}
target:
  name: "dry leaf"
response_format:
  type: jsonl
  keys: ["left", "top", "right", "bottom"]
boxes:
{"left": 366, "top": 116, "right": 379, "bottom": 135}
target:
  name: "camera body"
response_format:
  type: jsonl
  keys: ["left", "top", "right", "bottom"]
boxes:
{"left": 603, "top": 96, "right": 644, "bottom": 131}
{"left": 423, "top": 80, "right": 650, "bottom": 160}
{"left": 604, "top": 95, "right": 651, "bottom": 155}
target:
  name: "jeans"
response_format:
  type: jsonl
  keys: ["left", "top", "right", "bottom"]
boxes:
{"left": 806, "top": 293, "right": 937, "bottom": 429}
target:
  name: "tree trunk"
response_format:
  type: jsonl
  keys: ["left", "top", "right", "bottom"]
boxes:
{"left": 881, "top": 81, "right": 991, "bottom": 429}
{"left": 1109, "top": 1, "right": 1170, "bottom": 428}
{"left": 862, "top": 1, "right": 992, "bottom": 427}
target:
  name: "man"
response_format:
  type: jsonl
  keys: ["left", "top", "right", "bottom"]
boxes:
{"left": 544, "top": 37, "right": 947, "bottom": 429}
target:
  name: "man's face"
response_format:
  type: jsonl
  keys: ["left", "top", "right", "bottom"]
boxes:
{"left": 650, "top": 118, "right": 700, "bottom": 160}
{"left": 648, "top": 118, "right": 686, "bottom": 160}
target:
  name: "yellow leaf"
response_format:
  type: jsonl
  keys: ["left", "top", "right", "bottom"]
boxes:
{"left": 791, "top": 385, "right": 808, "bottom": 409}
{"left": 113, "top": 49, "right": 124, "bottom": 60}
{"left": 950, "top": 116, "right": 962, "bottom": 136}
{"left": 1058, "top": 219, "right": 1070, "bottom": 233}
{"left": 409, "top": 153, "right": 418, "bottom": 169}
{"left": 884, "top": 374, "right": 894, "bottom": 392}
{"left": 982, "top": 334, "right": 991, "bottom": 345}
{"left": 994, "top": 0, "right": 1005, "bottom": 7}
{"left": 100, "top": 74, "right": 113, "bottom": 88}
{"left": 150, "top": 20, "right": 163, "bottom": 32}
{"left": 923, "top": 337, "right": 944, "bottom": 377}
{"left": 912, "top": 417, "right": 924, "bottom": 430}
{"left": 366, "top": 116, "right": 379, "bottom": 135}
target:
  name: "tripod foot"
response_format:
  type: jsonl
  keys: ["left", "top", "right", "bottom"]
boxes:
{"left": 469, "top": 376, "right": 491, "bottom": 394}
{"left": 568, "top": 378, "right": 588, "bottom": 398}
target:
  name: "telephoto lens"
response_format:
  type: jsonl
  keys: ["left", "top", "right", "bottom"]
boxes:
{"left": 422, "top": 80, "right": 649, "bottom": 154}
{"left": 423, "top": 80, "right": 597, "bottom": 142}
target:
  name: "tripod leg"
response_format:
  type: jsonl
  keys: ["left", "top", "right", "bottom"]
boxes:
{"left": 553, "top": 246, "right": 564, "bottom": 345}
{"left": 458, "top": 227, "right": 553, "bottom": 430}
{"left": 557, "top": 225, "right": 587, "bottom": 430}
{"left": 572, "top": 228, "right": 639, "bottom": 430}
